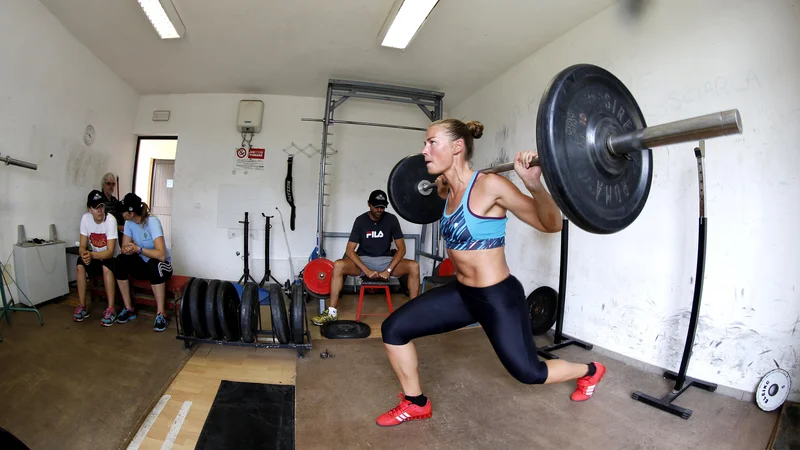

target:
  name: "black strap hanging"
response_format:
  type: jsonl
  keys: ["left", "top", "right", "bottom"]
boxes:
{"left": 285, "top": 155, "right": 296, "bottom": 231}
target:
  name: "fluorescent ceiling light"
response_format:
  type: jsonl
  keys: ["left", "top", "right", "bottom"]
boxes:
{"left": 136, "top": 0, "right": 185, "bottom": 39}
{"left": 380, "top": 0, "right": 439, "bottom": 49}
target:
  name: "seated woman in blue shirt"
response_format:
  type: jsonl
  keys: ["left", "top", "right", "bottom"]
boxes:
{"left": 114, "top": 193, "right": 173, "bottom": 332}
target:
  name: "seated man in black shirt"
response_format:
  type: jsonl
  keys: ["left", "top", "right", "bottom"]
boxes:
{"left": 312, "top": 190, "right": 420, "bottom": 325}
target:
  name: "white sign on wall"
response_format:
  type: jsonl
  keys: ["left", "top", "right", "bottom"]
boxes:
{"left": 233, "top": 147, "right": 265, "bottom": 171}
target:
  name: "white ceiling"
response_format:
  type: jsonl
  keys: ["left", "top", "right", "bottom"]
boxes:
{"left": 39, "top": 0, "right": 618, "bottom": 107}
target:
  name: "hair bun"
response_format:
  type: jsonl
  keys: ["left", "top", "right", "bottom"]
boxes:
{"left": 466, "top": 121, "right": 484, "bottom": 139}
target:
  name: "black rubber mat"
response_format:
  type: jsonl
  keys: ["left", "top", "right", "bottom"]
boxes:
{"left": 195, "top": 380, "right": 295, "bottom": 450}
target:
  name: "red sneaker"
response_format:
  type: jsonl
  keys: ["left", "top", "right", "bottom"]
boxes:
{"left": 571, "top": 362, "right": 606, "bottom": 401}
{"left": 376, "top": 393, "right": 432, "bottom": 427}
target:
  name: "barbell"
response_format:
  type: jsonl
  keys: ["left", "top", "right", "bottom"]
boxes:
{"left": 386, "top": 64, "right": 743, "bottom": 234}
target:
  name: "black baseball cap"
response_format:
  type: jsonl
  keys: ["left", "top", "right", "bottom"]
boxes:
{"left": 87, "top": 190, "right": 106, "bottom": 208}
{"left": 122, "top": 193, "right": 142, "bottom": 213}
{"left": 368, "top": 189, "right": 389, "bottom": 208}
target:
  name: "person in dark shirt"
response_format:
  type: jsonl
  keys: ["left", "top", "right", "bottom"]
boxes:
{"left": 100, "top": 172, "right": 125, "bottom": 238}
{"left": 311, "top": 189, "right": 420, "bottom": 326}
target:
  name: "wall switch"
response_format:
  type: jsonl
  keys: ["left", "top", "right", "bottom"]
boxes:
{"left": 194, "top": 203, "right": 201, "bottom": 209}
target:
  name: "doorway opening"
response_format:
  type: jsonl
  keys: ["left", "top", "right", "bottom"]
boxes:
{"left": 132, "top": 137, "right": 177, "bottom": 249}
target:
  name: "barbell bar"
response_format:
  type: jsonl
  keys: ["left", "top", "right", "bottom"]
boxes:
{"left": 1, "top": 153, "right": 37, "bottom": 170}
{"left": 416, "top": 108, "right": 741, "bottom": 195}
{"left": 386, "top": 64, "right": 744, "bottom": 234}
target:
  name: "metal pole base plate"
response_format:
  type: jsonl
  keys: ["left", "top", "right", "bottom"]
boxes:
{"left": 631, "top": 370, "right": 718, "bottom": 420}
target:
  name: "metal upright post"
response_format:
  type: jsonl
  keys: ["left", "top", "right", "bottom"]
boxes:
{"left": 315, "top": 83, "right": 334, "bottom": 258}
{"left": 537, "top": 218, "right": 593, "bottom": 360}
{"left": 631, "top": 140, "right": 717, "bottom": 419}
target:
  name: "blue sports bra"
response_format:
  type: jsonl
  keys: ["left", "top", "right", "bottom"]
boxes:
{"left": 440, "top": 172, "right": 507, "bottom": 250}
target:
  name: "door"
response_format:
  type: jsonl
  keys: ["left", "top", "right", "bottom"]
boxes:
{"left": 150, "top": 159, "right": 175, "bottom": 249}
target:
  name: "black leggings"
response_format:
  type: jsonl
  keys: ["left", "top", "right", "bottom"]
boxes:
{"left": 381, "top": 275, "right": 549, "bottom": 385}
{"left": 115, "top": 254, "right": 173, "bottom": 285}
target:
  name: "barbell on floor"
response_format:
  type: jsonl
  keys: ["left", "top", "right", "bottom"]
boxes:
{"left": 387, "top": 64, "right": 743, "bottom": 234}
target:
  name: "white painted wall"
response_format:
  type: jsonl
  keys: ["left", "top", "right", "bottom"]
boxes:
{"left": 449, "top": 0, "right": 800, "bottom": 400}
{"left": 133, "top": 94, "right": 434, "bottom": 283}
{"left": 0, "top": 1, "right": 138, "bottom": 271}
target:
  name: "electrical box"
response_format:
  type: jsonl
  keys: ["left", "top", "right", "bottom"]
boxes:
{"left": 237, "top": 100, "right": 264, "bottom": 133}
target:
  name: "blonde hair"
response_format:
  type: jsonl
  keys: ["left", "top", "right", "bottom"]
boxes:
{"left": 101, "top": 172, "right": 116, "bottom": 190}
{"left": 429, "top": 119, "right": 484, "bottom": 160}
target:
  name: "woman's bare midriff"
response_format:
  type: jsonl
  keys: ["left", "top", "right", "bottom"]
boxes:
{"left": 447, "top": 246, "right": 510, "bottom": 288}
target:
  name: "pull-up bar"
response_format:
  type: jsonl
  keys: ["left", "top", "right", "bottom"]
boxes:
{"left": 301, "top": 118, "right": 427, "bottom": 132}
{"left": 1, "top": 153, "right": 37, "bottom": 170}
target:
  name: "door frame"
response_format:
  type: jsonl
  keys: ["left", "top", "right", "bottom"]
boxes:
{"left": 132, "top": 136, "right": 178, "bottom": 195}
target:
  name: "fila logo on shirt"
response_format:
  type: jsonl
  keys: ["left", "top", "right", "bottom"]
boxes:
{"left": 365, "top": 231, "right": 384, "bottom": 238}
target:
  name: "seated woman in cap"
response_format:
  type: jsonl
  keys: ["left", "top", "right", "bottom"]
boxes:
{"left": 114, "top": 193, "right": 173, "bottom": 332}
{"left": 73, "top": 189, "right": 120, "bottom": 326}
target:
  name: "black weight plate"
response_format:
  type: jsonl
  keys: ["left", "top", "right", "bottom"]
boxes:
{"left": 204, "top": 279, "right": 222, "bottom": 340}
{"left": 240, "top": 282, "right": 260, "bottom": 343}
{"left": 216, "top": 281, "right": 241, "bottom": 342}
{"left": 321, "top": 320, "right": 371, "bottom": 339}
{"left": 527, "top": 286, "right": 558, "bottom": 336}
{"left": 178, "top": 277, "right": 195, "bottom": 337}
{"left": 536, "top": 64, "right": 653, "bottom": 234}
{"left": 268, "top": 284, "right": 290, "bottom": 344}
{"left": 189, "top": 278, "right": 209, "bottom": 338}
{"left": 290, "top": 283, "right": 305, "bottom": 344}
{"left": 387, "top": 153, "right": 445, "bottom": 225}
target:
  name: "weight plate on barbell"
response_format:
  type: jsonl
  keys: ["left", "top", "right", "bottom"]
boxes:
{"left": 387, "top": 153, "right": 445, "bottom": 225}
{"left": 536, "top": 64, "right": 653, "bottom": 234}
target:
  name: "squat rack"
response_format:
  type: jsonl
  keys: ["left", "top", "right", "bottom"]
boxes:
{"left": 302, "top": 79, "right": 445, "bottom": 260}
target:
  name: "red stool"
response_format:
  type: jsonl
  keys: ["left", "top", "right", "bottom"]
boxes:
{"left": 356, "top": 278, "right": 394, "bottom": 322}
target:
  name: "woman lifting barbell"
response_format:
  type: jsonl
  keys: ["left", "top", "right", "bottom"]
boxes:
{"left": 376, "top": 118, "right": 606, "bottom": 427}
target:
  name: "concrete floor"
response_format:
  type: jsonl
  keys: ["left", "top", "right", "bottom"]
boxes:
{"left": 0, "top": 297, "right": 192, "bottom": 450}
{"left": 0, "top": 288, "right": 783, "bottom": 449}
{"left": 296, "top": 327, "right": 778, "bottom": 450}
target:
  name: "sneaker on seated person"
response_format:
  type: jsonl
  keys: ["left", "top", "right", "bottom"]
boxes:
{"left": 312, "top": 307, "right": 338, "bottom": 326}
{"left": 153, "top": 312, "right": 168, "bottom": 332}
{"left": 116, "top": 307, "right": 136, "bottom": 323}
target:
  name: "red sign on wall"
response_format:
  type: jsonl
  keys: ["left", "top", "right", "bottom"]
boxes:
{"left": 248, "top": 148, "right": 265, "bottom": 159}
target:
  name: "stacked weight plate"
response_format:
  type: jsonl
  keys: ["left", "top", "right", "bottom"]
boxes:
{"left": 177, "top": 278, "right": 309, "bottom": 346}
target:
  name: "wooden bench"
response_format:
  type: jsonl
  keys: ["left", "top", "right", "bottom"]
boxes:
{"left": 89, "top": 275, "right": 191, "bottom": 313}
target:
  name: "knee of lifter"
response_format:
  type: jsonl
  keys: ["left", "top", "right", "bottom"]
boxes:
{"left": 380, "top": 318, "right": 402, "bottom": 344}
{"left": 102, "top": 266, "right": 112, "bottom": 274}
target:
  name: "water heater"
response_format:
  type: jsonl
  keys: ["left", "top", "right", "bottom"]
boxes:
{"left": 237, "top": 100, "right": 264, "bottom": 133}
